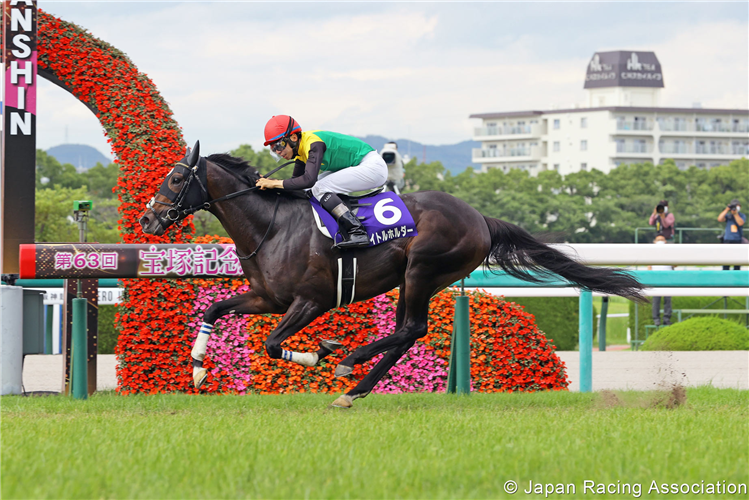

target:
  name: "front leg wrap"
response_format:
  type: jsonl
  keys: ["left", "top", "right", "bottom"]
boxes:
{"left": 191, "top": 322, "right": 212, "bottom": 388}
{"left": 281, "top": 350, "right": 319, "bottom": 367}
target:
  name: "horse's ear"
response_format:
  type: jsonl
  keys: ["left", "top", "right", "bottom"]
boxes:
{"left": 187, "top": 141, "right": 200, "bottom": 167}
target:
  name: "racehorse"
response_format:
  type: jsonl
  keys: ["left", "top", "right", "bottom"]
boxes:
{"left": 140, "top": 142, "right": 644, "bottom": 407}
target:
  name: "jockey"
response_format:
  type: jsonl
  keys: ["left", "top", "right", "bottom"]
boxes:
{"left": 256, "top": 115, "right": 388, "bottom": 249}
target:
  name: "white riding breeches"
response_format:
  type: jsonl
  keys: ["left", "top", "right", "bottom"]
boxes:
{"left": 311, "top": 151, "right": 388, "bottom": 200}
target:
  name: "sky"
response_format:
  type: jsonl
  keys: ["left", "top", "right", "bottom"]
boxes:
{"left": 33, "top": 1, "right": 749, "bottom": 160}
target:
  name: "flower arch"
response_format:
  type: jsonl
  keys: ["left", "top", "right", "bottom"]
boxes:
{"left": 37, "top": 10, "right": 204, "bottom": 392}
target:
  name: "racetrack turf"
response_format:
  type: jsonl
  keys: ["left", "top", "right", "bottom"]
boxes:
{"left": 2, "top": 387, "right": 747, "bottom": 499}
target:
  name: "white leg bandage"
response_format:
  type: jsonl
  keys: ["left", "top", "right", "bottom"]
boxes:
{"left": 281, "top": 350, "right": 319, "bottom": 367}
{"left": 191, "top": 322, "right": 213, "bottom": 361}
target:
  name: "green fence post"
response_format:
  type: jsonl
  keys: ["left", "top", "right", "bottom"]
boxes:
{"left": 598, "top": 296, "right": 608, "bottom": 352}
{"left": 45, "top": 304, "right": 53, "bottom": 355}
{"left": 454, "top": 295, "right": 471, "bottom": 395}
{"left": 72, "top": 297, "right": 88, "bottom": 400}
{"left": 579, "top": 290, "right": 593, "bottom": 392}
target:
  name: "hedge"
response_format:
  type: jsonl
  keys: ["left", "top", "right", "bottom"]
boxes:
{"left": 504, "top": 297, "right": 596, "bottom": 351}
{"left": 98, "top": 304, "right": 118, "bottom": 354}
{"left": 641, "top": 316, "right": 749, "bottom": 351}
{"left": 629, "top": 296, "right": 749, "bottom": 334}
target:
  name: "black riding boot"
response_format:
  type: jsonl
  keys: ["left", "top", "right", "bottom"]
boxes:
{"left": 320, "top": 192, "right": 370, "bottom": 249}
{"left": 336, "top": 211, "right": 369, "bottom": 248}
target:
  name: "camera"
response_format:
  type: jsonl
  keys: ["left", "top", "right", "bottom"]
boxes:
{"left": 73, "top": 200, "right": 93, "bottom": 211}
{"left": 655, "top": 200, "right": 667, "bottom": 214}
{"left": 728, "top": 202, "right": 738, "bottom": 211}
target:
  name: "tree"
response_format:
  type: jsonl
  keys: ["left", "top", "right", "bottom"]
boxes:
{"left": 81, "top": 161, "right": 120, "bottom": 199}
{"left": 35, "top": 184, "right": 121, "bottom": 244}
{"left": 403, "top": 158, "right": 448, "bottom": 192}
{"left": 36, "top": 149, "right": 83, "bottom": 190}
{"left": 35, "top": 186, "right": 88, "bottom": 242}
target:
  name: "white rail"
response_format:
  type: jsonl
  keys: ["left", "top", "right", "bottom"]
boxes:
{"left": 550, "top": 244, "right": 748, "bottom": 266}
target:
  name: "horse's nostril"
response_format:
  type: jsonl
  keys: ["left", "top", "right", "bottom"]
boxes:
{"left": 139, "top": 215, "right": 150, "bottom": 227}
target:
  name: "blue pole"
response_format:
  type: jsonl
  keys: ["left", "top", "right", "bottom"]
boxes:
{"left": 579, "top": 290, "right": 593, "bottom": 392}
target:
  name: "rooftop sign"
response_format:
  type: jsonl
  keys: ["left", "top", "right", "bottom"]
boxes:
{"left": 584, "top": 51, "right": 664, "bottom": 89}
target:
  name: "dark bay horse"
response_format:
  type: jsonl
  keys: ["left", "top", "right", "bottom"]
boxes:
{"left": 139, "top": 142, "right": 644, "bottom": 407}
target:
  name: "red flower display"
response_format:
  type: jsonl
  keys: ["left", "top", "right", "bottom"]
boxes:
{"left": 37, "top": 10, "right": 197, "bottom": 393}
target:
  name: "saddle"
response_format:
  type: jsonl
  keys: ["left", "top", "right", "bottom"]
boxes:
{"left": 303, "top": 187, "right": 385, "bottom": 213}
{"left": 309, "top": 189, "right": 417, "bottom": 248}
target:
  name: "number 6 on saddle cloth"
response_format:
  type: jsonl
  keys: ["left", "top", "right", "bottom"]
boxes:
{"left": 309, "top": 191, "right": 418, "bottom": 248}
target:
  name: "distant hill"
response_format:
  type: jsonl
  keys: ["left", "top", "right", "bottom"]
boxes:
{"left": 46, "top": 144, "right": 112, "bottom": 171}
{"left": 356, "top": 135, "right": 479, "bottom": 175}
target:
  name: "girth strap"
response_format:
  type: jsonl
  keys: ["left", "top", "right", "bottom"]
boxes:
{"left": 336, "top": 251, "right": 357, "bottom": 307}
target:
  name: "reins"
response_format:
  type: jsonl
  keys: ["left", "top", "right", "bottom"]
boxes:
{"left": 236, "top": 194, "right": 281, "bottom": 260}
{"left": 153, "top": 157, "right": 295, "bottom": 261}
{"left": 179, "top": 159, "right": 295, "bottom": 216}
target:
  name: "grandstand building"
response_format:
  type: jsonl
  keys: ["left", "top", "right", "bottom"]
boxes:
{"left": 469, "top": 51, "right": 749, "bottom": 176}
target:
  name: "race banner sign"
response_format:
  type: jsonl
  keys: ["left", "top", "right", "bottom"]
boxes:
{"left": 19, "top": 243, "right": 245, "bottom": 279}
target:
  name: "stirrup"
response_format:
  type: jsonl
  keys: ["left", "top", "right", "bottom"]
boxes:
{"left": 334, "top": 231, "right": 369, "bottom": 249}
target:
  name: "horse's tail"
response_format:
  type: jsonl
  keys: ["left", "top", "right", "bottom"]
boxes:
{"left": 482, "top": 216, "right": 645, "bottom": 301}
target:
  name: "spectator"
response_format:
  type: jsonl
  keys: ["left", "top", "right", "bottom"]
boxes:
{"left": 718, "top": 199, "right": 745, "bottom": 271}
{"left": 649, "top": 234, "right": 673, "bottom": 326}
{"left": 649, "top": 200, "right": 675, "bottom": 242}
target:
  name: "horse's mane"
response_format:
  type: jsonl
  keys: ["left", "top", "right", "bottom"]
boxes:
{"left": 206, "top": 153, "right": 261, "bottom": 183}
{"left": 205, "top": 153, "right": 308, "bottom": 201}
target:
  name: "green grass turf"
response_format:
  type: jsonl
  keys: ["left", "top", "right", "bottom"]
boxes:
{"left": 2, "top": 388, "right": 747, "bottom": 499}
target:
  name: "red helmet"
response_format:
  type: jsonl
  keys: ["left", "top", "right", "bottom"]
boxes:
{"left": 263, "top": 115, "right": 301, "bottom": 146}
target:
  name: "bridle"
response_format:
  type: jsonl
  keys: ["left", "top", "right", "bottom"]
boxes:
{"left": 146, "top": 152, "right": 294, "bottom": 260}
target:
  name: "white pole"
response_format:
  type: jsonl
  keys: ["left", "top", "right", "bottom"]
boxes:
{"left": 1, "top": 285, "right": 24, "bottom": 395}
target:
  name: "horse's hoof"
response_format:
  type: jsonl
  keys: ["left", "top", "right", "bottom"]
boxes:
{"left": 330, "top": 394, "right": 353, "bottom": 408}
{"left": 334, "top": 364, "right": 354, "bottom": 377}
{"left": 193, "top": 367, "right": 208, "bottom": 389}
{"left": 320, "top": 339, "right": 343, "bottom": 352}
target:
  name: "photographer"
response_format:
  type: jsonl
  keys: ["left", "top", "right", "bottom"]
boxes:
{"left": 649, "top": 235, "right": 673, "bottom": 327}
{"left": 718, "top": 199, "right": 745, "bottom": 271}
{"left": 649, "top": 200, "right": 675, "bottom": 242}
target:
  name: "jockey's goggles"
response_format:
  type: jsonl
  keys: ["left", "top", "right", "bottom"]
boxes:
{"left": 270, "top": 138, "right": 289, "bottom": 154}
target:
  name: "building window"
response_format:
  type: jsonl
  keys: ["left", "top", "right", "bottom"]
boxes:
{"left": 581, "top": 140, "right": 587, "bottom": 151}
{"left": 553, "top": 141, "right": 560, "bottom": 152}
{"left": 581, "top": 163, "right": 588, "bottom": 171}
{"left": 553, "top": 164, "right": 560, "bottom": 171}
{"left": 633, "top": 116, "right": 649, "bottom": 131}
{"left": 732, "top": 141, "right": 749, "bottom": 155}
{"left": 581, "top": 117, "right": 588, "bottom": 128}
{"left": 733, "top": 119, "right": 749, "bottom": 133}
{"left": 553, "top": 119, "right": 560, "bottom": 129}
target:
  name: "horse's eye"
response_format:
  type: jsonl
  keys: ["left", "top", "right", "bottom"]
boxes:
{"left": 173, "top": 176, "right": 182, "bottom": 184}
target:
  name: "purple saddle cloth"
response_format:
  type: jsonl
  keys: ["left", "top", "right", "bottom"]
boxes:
{"left": 310, "top": 191, "right": 418, "bottom": 247}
